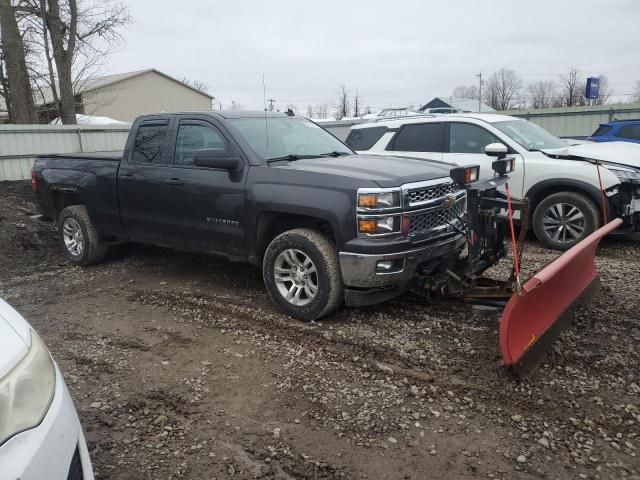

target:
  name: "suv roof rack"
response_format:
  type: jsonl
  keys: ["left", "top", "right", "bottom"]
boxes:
{"left": 370, "top": 113, "right": 437, "bottom": 124}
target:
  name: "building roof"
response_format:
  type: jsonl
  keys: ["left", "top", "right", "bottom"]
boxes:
{"left": 33, "top": 68, "right": 213, "bottom": 105}
{"left": 420, "top": 97, "right": 496, "bottom": 113}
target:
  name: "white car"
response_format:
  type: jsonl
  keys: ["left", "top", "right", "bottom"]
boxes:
{"left": 0, "top": 299, "right": 94, "bottom": 480}
{"left": 346, "top": 114, "right": 640, "bottom": 249}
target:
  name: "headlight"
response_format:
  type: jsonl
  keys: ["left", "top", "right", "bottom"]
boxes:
{"left": 358, "top": 215, "right": 401, "bottom": 235}
{"left": 607, "top": 167, "right": 640, "bottom": 183}
{"left": 0, "top": 331, "right": 56, "bottom": 446}
{"left": 357, "top": 190, "right": 401, "bottom": 210}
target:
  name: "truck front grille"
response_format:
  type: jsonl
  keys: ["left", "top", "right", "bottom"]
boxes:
{"left": 408, "top": 199, "right": 465, "bottom": 237}
{"left": 407, "top": 182, "right": 458, "bottom": 207}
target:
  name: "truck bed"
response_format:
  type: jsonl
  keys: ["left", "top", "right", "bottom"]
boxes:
{"left": 39, "top": 151, "right": 123, "bottom": 161}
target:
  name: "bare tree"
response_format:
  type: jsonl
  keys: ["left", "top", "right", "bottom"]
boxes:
{"left": 452, "top": 84, "right": 479, "bottom": 99}
{"left": 314, "top": 103, "right": 329, "bottom": 119}
{"left": 558, "top": 68, "right": 585, "bottom": 107}
{"left": 335, "top": 84, "right": 350, "bottom": 120}
{"left": 306, "top": 104, "right": 313, "bottom": 118}
{"left": 0, "top": 0, "right": 38, "bottom": 123}
{"left": 14, "top": 0, "right": 132, "bottom": 124}
{"left": 177, "top": 76, "right": 210, "bottom": 94}
{"left": 484, "top": 69, "right": 523, "bottom": 111}
{"left": 527, "top": 80, "right": 557, "bottom": 109}
{"left": 231, "top": 100, "right": 242, "bottom": 110}
{"left": 352, "top": 89, "right": 361, "bottom": 117}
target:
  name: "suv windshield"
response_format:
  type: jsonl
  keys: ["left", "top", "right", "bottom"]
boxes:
{"left": 493, "top": 119, "right": 567, "bottom": 151}
{"left": 229, "top": 117, "right": 352, "bottom": 161}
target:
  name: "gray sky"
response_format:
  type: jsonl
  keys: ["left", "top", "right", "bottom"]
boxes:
{"left": 108, "top": 0, "right": 640, "bottom": 111}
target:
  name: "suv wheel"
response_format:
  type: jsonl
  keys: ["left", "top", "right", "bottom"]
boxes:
{"left": 532, "top": 192, "right": 600, "bottom": 251}
{"left": 58, "top": 205, "right": 108, "bottom": 266}
{"left": 263, "top": 228, "right": 343, "bottom": 321}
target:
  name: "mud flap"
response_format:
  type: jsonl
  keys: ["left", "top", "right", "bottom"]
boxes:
{"left": 499, "top": 218, "right": 622, "bottom": 379}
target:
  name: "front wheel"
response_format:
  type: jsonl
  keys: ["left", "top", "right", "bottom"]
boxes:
{"left": 263, "top": 228, "right": 344, "bottom": 321}
{"left": 532, "top": 192, "right": 600, "bottom": 251}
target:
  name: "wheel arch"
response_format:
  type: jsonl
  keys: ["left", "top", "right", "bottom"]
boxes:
{"left": 525, "top": 179, "right": 610, "bottom": 222}
{"left": 255, "top": 212, "right": 337, "bottom": 261}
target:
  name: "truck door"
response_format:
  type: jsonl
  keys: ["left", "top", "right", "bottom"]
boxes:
{"left": 157, "top": 116, "right": 248, "bottom": 254}
{"left": 118, "top": 118, "right": 176, "bottom": 243}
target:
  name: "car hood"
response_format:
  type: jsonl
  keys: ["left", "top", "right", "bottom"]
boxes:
{"left": 275, "top": 154, "right": 454, "bottom": 188}
{"left": 0, "top": 299, "right": 31, "bottom": 378}
{"left": 543, "top": 141, "right": 640, "bottom": 169}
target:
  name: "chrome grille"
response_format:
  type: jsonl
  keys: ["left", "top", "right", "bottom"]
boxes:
{"left": 408, "top": 200, "right": 465, "bottom": 237}
{"left": 407, "top": 182, "right": 458, "bottom": 206}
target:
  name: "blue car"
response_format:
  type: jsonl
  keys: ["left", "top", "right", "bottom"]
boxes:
{"left": 588, "top": 119, "right": 640, "bottom": 144}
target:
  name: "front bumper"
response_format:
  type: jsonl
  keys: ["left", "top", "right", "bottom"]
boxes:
{"left": 0, "top": 364, "right": 94, "bottom": 480}
{"left": 339, "top": 234, "right": 465, "bottom": 291}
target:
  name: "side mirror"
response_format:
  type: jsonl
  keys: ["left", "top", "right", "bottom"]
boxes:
{"left": 484, "top": 143, "right": 508, "bottom": 158}
{"left": 193, "top": 149, "right": 242, "bottom": 171}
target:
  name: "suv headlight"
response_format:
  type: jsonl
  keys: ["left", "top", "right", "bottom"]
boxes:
{"left": 606, "top": 167, "right": 640, "bottom": 183}
{"left": 0, "top": 331, "right": 56, "bottom": 446}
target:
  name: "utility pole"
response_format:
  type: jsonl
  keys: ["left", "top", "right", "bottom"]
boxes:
{"left": 267, "top": 99, "right": 276, "bottom": 111}
{"left": 476, "top": 72, "right": 482, "bottom": 113}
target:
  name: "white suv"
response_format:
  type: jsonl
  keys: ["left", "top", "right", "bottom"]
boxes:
{"left": 346, "top": 113, "right": 640, "bottom": 249}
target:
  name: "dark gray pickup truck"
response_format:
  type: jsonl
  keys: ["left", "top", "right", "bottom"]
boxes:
{"left": 33, "top": 111, "right": 470, "bottom": 320}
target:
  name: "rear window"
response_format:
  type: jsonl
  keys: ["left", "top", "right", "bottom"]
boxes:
{"left": 389, "top": 123, "right": 444, "bottom": 152}
{"left": 346, "top": 127, "right": 388, "bottom": 150}
{"left": 617, "top": 125, "right": 640, "bottom": 141}
{"left": 592, "top": 125, "right": 612, "bottom": 137}
{"left": 132, "top": 123, "right": 169, "bottom": 163}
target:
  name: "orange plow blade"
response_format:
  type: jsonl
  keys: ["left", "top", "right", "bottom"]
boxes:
{"left": 499, "top": 218, "right": 622, "bottom": 378}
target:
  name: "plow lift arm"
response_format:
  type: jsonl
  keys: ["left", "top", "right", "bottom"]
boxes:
{"left": 421, "top": 157, "right": 622, "bottom": 379}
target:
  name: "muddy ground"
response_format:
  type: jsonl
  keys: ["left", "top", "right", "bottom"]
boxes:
{"left": 0, "top": 180, "right": 638, "bottom": 480}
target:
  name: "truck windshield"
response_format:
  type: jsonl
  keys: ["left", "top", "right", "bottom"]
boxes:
{"left": 493, "top": 119, "right": 567, "bottom": 151}
{"left": 229, "top": 117, "right": 352, "bottom": 162}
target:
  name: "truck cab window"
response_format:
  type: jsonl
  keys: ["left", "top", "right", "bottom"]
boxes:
{"left": 449, "top": 123, "right": 499, "bottom": 154}
{"left": 132, "top": 123, "right": 169, "bottom": 163}
{"left": 175, "top": 123, "right": 228, "bottom": 166}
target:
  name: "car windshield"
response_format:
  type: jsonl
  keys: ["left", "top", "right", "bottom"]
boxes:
{"left": 493, "top": 119, "right": 567, "bottom": 151}
{"left": 229, "top": 117, "right": 352, "bottom": 162}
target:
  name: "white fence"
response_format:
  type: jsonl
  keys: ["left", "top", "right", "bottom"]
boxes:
{"left": 0, "top": 124, "right": 130, "bottom": 181}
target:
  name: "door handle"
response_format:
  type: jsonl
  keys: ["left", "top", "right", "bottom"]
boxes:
{"left": 165, "top": 178, "right": 183, "bottom": 186}
{"left": 120, "top": 173, "right": 135, "bottom": 182}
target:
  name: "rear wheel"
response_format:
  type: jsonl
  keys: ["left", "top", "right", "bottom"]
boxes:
{"left": 532, "top": 192, "right": 600, "bottom": 251}
{"left": 263, "top": 228, "right": 343, "bottom": 321}
{"left": 58, "top": 205, "right": 107, "bottom": 266}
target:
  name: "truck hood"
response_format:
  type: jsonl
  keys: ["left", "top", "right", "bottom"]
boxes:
{"left": 0, "top": 299, "right": 31, "bottom": 379}
{"left": 275, "top": 154, "right": 453, "bottom": 188}
{"left": 543, "top": 141, "right": 640, "bottom": 169}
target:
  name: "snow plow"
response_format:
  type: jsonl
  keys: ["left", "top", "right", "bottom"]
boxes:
{"left": 416, "top": 158, "right": 621, "bottom": 379}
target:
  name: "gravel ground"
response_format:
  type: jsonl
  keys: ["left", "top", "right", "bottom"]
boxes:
{"left": 1, "top": 180, "right": 638, "bottom": 480}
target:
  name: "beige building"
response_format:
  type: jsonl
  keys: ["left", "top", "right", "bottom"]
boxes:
{"left": 37, "top": 69, "right": 213, "bottom": 123}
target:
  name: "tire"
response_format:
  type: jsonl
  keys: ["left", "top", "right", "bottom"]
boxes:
{"left": 57, "top": 205, "right": 108, "bottom": 266}
{"left": 532, "top": 192, "right": 600, "bottom": 251}
{"left": 263, "top": 228, "right": 344, "bottom": 321}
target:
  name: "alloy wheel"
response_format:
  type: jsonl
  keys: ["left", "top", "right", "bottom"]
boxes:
{"left": 541, "top": 203, "right": 586, "bottom": 244}
{"left": 273, "top": 249, "right": 318, "bottom": 306}
{"left": 62, "top": 218, "right": 85, "bottom": 256}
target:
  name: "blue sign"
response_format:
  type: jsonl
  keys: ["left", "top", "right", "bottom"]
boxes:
{"left": 585, "top": 77, "right": 600, "bottom": 99}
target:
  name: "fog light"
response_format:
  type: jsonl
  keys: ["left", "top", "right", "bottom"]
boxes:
{"left": 376, "top": 259, "right": 404, "bottom": 273}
